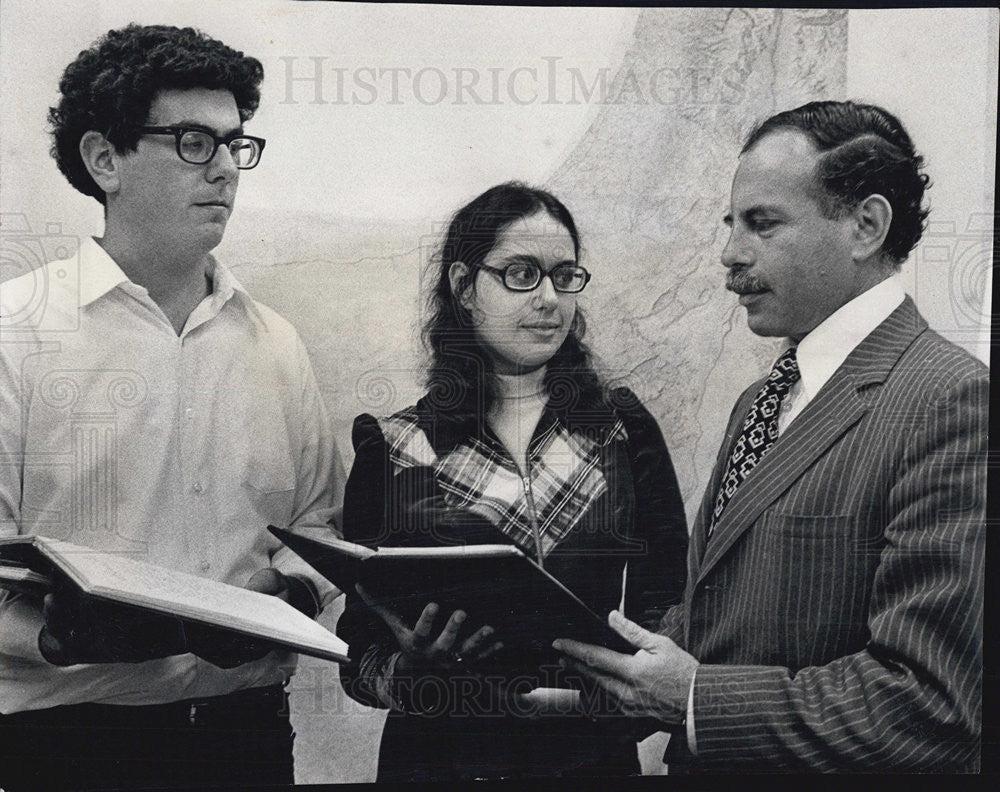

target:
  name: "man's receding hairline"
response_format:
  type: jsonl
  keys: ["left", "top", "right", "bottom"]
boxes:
{"left": 738, "top": 128, "right": 826, "bottom": 195}
{"left": 740, "top": 127, "right": 859, "bottom": 215}
{"left": 740, "top": 125, "right": 822, "bottom": 157}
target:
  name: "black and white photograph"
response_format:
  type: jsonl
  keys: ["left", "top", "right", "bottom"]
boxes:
{"left": 0, "top": 1, "right": 993, "bottom": 787}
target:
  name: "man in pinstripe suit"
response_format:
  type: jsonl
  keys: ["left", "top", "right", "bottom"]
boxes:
{"left": 556, "top": 101, "right": 986, "bottom": 771}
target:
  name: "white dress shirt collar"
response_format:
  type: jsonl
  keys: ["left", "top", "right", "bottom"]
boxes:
{"left": 77, "top": 238, "right": 131, "bottom": 307}
{"left": 792, "top": 274, "right": 906, "bottom": 402}
{"left": 77, "top": 237, "right": 260, "bottom": 323}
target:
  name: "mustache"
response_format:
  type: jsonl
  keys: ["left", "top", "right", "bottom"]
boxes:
{"left": 726, "top": 270, "right": 767, "bottom": 294}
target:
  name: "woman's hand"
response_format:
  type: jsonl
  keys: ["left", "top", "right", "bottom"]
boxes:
{"left": 357, "top": 585, "right": 502, "bottom": 675}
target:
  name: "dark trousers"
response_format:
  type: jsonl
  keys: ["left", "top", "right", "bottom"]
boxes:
{"left": 376, "top": 708, "right": 642, "bottom": 782}
{"left": 0, "top": 684, "right": 293, "bottom": 791}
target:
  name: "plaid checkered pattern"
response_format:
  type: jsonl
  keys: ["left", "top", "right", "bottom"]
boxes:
{"left": 709, "top": 346, "right": 800, "bottom": 536}
{"left": 378, "top": 408, "right": 627, "bottom": 560}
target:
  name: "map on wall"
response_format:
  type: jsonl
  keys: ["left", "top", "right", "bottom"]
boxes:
{"left": 548, "top": 7, "right": 848, "bottom": 502}
{"left": 235, "top": 7, "right": 848, "bottom": 506}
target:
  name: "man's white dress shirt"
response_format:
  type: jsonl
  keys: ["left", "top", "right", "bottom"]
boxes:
{"left": 0, "top": 239, "right": 345, "bottom": 713}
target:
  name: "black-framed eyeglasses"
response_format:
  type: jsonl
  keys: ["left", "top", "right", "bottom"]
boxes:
{"left": 479, "top": 261, "right": 591, "bottom": 294}
{"left": 135, "top": 126, "right": 266, "bottom": 169}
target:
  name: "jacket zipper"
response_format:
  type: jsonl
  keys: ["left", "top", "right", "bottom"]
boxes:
{"left": 520, "top": 459, "right": 544, "bottom": 569}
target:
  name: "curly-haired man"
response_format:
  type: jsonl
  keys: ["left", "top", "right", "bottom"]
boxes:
{"left": 0, "top": 24, "right": 345, "bottom": 789}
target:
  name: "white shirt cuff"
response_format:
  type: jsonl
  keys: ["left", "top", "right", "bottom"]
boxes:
{"left": 686, "top": 666, "right": 698, "bottom": 756}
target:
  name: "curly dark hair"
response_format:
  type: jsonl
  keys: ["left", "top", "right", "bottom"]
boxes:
{"left": 48, "top": 24, "right": 264, "bottom": 204}
{"left": 742, "top": 100, "right": 930, "bottom": 267}
{"left": 421, "top": 182, "right": 605, "bottom": 433}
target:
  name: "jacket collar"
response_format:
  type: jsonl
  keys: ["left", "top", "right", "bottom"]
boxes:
{"left": 413, "top": 382, "right": 619, "bottom": 459}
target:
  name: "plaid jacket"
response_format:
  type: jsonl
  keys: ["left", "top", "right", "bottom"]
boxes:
{"left": 336, "top": 387, "right": 688, "bottom": 779}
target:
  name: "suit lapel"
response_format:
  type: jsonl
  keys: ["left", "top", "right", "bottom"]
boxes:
{"left": 689, "top": 385, "right": 757, "bottom": 574}
{"left": 694, "top": 297, "right": 926, "bottom": 586}
{"left": 695, "top": 376, "right": 867, "bottom": 583}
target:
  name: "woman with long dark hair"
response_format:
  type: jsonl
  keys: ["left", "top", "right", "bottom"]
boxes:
{"left": 337, "top": 182, "right": 688, "bottom": 781}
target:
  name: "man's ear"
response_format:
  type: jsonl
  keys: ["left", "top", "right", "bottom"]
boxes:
{"left": 448, "top": 261, "right": 475, "bottom": 310}
{"left": 79, "top": 131, "right": 121, "bottom": 196}
{"left": 850, "top": 193, "right": 892, "bottom": 262}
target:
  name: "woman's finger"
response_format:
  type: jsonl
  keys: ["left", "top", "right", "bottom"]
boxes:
{"left": 410, "top": 602, "right": 441, "bottom": 644}
{"left": 459, "top": 625, "right": 494, "bottom": 655}
{"left": 476, "top": 640, "right": 504, "bottom": 662}
{"left": 430, "top": 609, "right": 466, "bottom": 653}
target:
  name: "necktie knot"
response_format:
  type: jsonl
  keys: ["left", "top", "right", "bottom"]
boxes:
{"left": 766, "top": 346, "right": 800, "bottom": 393}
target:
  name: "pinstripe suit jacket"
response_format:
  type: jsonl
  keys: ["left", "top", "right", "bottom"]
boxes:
{"left": 660, "top": 297, "right": 985, "bottom": 772}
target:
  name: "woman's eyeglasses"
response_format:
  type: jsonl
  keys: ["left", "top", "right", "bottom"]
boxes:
{"left": 479, "top": 261, "right": 591, "bottom": 293}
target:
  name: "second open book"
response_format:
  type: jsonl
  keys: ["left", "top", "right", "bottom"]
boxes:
{"left": 268, "top": 524, "right": 635, "bottom": 675}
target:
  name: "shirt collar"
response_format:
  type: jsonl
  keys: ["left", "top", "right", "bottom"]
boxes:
{"left": 793, "top": 275, "right": 906, "bottom": 401}
{"left": 203, "top": 255, "right": 264, "bottom": 323}
{"left": 78, "top": 238, "right": 131, "bottom": 307}
{"left": 78, "top": 237, "right": 262, "bottom": 323}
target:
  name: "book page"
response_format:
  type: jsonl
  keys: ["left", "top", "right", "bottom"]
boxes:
{"left": 38, "top": 537, "right": 349, "bottom": 662}
{"left": 0, "top": 564, "right": 54, "bottom": 593}
{"left": 377, "top": 544, "right": 523, "bottom": 558}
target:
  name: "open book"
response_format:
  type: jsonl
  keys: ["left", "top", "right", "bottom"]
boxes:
{"left": 0, "top": 561, "right": 54, "bottom": 596}
{"left": 0, "top": 535, "right": 350, "bottom": 664}
{"left": 268, "top": 525, "right": 635, "bottom": 674}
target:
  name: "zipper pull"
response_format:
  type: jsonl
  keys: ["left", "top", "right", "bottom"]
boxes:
{"left": 520, "top": 470, "right": 544, "bottom": 570}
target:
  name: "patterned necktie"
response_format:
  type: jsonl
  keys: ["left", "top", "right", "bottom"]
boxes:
{"left": 708, "top": 346, "right": 800, "bottom": 536}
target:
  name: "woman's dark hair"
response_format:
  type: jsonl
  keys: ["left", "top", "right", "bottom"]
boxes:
{"left": 421, "top": 182, "right": 605, "bottom": 430}
{"left": 742, "top": 100, "right": 930, "bottom": 266}
{"left": 48, "top": 24, "right": 264, "bottom": 204}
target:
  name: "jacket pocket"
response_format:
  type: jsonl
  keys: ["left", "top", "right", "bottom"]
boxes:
{"left": 759, "top": 511, "right": 854, "bottom": 539}
{"left": 741, "top": 512, "right": 875, "bottom": 667}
